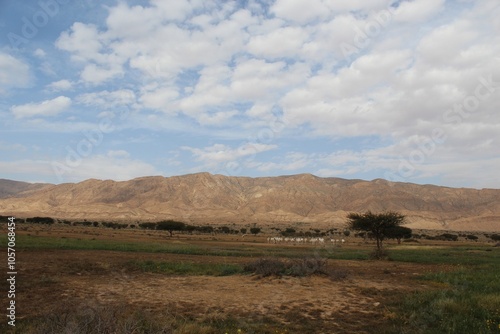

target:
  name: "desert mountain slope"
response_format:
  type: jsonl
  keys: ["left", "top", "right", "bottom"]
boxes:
{"left": 0, "top": 179, "right": 52, "bottom": 199}
{"left": 0, "top": 173, "right": 499, "bottom": 231}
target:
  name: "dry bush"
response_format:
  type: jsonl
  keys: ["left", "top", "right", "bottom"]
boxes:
{"left": 244, "top": 258, "right": 287, "bottom": 277}
{"left": 244, "top": 257, "right": 348, "bottom": 280}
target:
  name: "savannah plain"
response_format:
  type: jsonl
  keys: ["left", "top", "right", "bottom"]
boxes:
{"left": 1, "top": 219, "right": 500, "bottom": 334}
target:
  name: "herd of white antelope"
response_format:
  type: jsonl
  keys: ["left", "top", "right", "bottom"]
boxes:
{"left": 267, "top": 236, "right": 345, "bottom": 245}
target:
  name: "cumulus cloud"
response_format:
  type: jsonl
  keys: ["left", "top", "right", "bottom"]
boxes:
{"left": 0, "top": 52, "right": 31, "bottom": 94}
{"left": 3, "top": 0, "right": 499, "bottom": 188}
{"left": 11, "top": 96, "right": 72, "bottom": 119}
{"left": 51, "top": 150, "right": 159, "bottom": 183}
{"left": 46, "top": 79, "right": 73, "bottom": 91}
{"left": 393, "top": 0, "right": 446, "bottom": 23}
{"left": 185, "top": 143, "right": 277, "bottom": 162}
{"left": 0, "top": 152, "right": 158, "bottom": 184}
{"left": 77, "top": 89, "right": 136, "bottom": 108}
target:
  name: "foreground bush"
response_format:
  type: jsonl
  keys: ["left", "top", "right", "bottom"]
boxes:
{"left": 244, "top": 257, "right": 347, "bottom": 280}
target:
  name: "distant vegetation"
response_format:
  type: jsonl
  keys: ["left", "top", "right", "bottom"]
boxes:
{"left": 3, "top": 215, "right": 491, "bottom": 245}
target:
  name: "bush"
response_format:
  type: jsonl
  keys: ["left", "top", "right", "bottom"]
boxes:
{"left": 288, "top": 258, "right": 328, "bottom": 277}
{"left": 102, "top": 222, "right": 125, "bottom": 229}
{"left": 466, "top": 235, "right": 479, "bottom": 241}
{"left": 244, "top": 257, "right": 347, "bottom": 280}
{"left": 196, "top": 225, "right": 214, "bottom": 234}
{"left": 244, "top": 258, "right": 287, "bottom": 277}
{"left": 490, "top": 234, "right": 500, "bottom": 241}
{"left": 26, "top": 217, "right": 55, "bottom": 224}
{"left": 281, "top": 228, "right": 296, "bottom": 236}
{"left": 249, "top": 227, "right": 261, "bottom": 235}
{"left": 436, "top": 233, "right": 458, "bottom": 241}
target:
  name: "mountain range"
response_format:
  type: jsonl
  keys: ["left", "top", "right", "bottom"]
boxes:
{"left": 1, "top": 173, "right": 499, "bottom": 231}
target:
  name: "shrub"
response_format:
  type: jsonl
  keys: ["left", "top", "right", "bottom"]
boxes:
{"left": 102, "top": 222, "right": 125, "bottom": 229}
{"left": 196, "top": 225, "right": 214, "bottom": 234}
{"left": 436, "top": 233, "right": 458, "bottom": 241}
{"left": 490, "top": 234, "right": 500, "bottom": 241}
{"left": 218, "top": 226, "right": 231, "bottom": 234}
{"left": 244, "top": 257, "right": 347, "bottom": 280}
{"left": 26, "top": 216, "right": 55, "bottom": 224}
{"left": 244, "top": 258, "right": 286, "bottom": 277}
{"left": 249, "top": 227, "right": 261, "bottom": 235}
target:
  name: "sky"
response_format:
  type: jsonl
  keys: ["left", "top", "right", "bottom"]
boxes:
{"left": 0, "top": 0, "right": 499, "bottom": 189}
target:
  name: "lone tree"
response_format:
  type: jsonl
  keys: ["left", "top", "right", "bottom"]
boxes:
{"left": 346, "top": 211, "right": 406, "bottom": 258}
{"left": 157, "top": 220, "right": 185, "bottom": 237}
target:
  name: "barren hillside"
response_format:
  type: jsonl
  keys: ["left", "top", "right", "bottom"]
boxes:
{"left": 0, "top": 173, "right": 499, "bottom": 231}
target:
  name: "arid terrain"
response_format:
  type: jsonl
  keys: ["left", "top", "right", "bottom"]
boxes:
{"left": 2, "top": 221, "right": 499, "bottom": 333}
{"left": 1, "top": 173, "right": 500, "bottom": 231}
{"left": 1, "top": 174, "right": 500, "bottom": 332}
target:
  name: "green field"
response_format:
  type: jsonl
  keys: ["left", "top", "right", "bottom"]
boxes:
{"left": 1, "top": 232, "right": 500, "bottom": 333}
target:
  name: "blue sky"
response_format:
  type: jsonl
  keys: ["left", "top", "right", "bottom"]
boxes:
{"left": 0, "top": 0, "right": 499, "bottom": 188}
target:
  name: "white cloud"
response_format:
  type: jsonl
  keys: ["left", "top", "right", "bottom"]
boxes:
{"left": 393, "top": 0, "right": 446, "bottom": 23}
{"left": 139, "top": 86, "right": 179, "bottom": 112}
{"left": 56, "top": 22, "right": 104, "bottom": 63}
{"left": 34, "top": 49, "right": 46, "bottom": 57}
{"left": 11, "top": 96, "right": 72, "bottom": 119}
{"left": 270, "top": 0, "right": 330, "bottom": 24}
{"left": 2, "top": 0, "right": 499, "bottom": 188}
{"left": 77, "top": 89, "right": 136, "bottom": 108}
{"left": 52, "top": 150, "right": 159, "bottom": 183}
{"left": 46, "top": 79, "right": 73, "bottom": 91}
{"left": 247, "top": 26, "right": 309, "bottom": 58}
{"left": 0, "top": 52, "right": 31, "bottom": 94}
{"left": 80, "top": 63, "right": 124, "bottom": 85}
{"left": 183, "top": 142, "right": 277, "bottom": 171}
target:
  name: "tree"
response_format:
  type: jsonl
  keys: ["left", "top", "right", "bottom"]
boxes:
{"left": 156, "top": 220, "right": 185, "bottom": 237}
{"left": 385, "top": 226, "right": 412, "bottom": 244}
{"left": 346, "top": 211, "right": 406, "bottom": 258}
{"left": 250, "top": 227, "right": 261, "bottom": 235}
{"left": 240, "top": 228, "right": 247, "bottom": 234}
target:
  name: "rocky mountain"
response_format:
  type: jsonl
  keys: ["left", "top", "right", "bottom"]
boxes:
{"left": 0, "top": 173, "right": 499, "bottom": 231}
{"left": 0, "top": 179, "right": 51, "bottom": 199}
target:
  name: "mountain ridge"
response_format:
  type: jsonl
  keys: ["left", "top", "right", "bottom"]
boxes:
{"left": 0, "top": 173, "right": 499, "bottom": 231}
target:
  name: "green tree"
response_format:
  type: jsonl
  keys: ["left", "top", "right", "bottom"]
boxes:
{"left": 385, "top": 226, "right": 412, "bottom": 244}
{"left": 250, "top": 227, "right": 261, "bottom": 235}
{"left": 346, "top": 211, "right": 406, "bottom": 258}
{"left": 240, "top": 228, "right": 247, "bottom": 234}
{"left": 157, "top": 220, "right": 185, "bottom": 237}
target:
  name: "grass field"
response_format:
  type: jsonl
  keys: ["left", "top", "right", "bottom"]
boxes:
{"left": 1, "top": 223, "right": 499, "bottom": 333}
